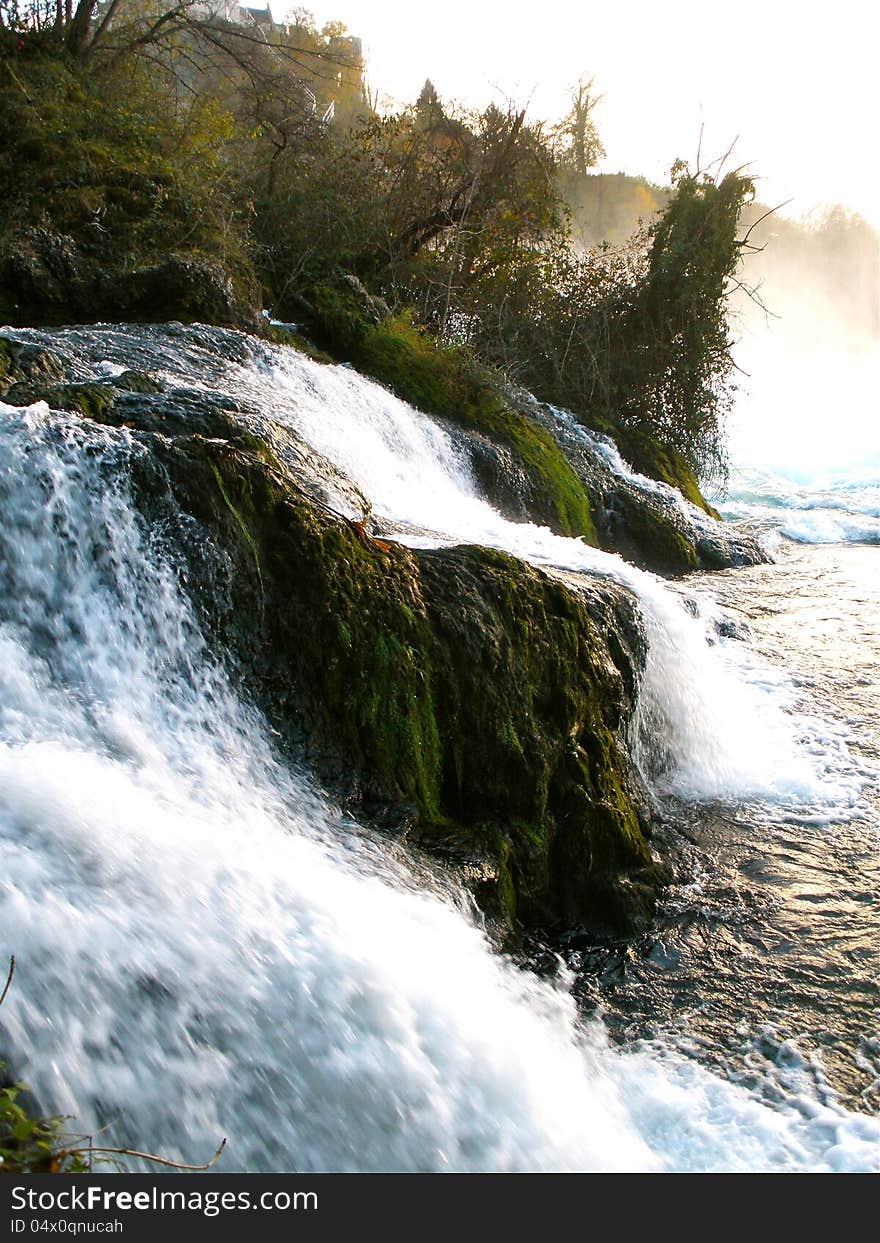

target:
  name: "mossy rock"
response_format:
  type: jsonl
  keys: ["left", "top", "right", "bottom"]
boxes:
{"left": 600, "top": 488, "right": 700, "bottom": 576}
{"left": 0, "top": 58, "right": 263, "bottom": 332}
{"left": 83, "top": 395, "right": 657, "bottom": 938}
{"left": 104, "top": 256, "right": 263, "bottom": 332}
{"left": 111, "top": 370, "right": 165, "bottom": 395}
{"left": 1, "top": 381, "right": 115, "bottom": 420}
{"left": 601, "top": 419, "right": 720, "bottom": 518}
{"left": 304, "top": 278, "right": 388, "bottom": 356}
{"left": 265, "top": 323, "right": 334, "bottom": 365}
{"left": 0, "top": 335, "right": 67, "bottom": 392}
{"left": 297, "top": 288, "right": 598, "bottom": 542}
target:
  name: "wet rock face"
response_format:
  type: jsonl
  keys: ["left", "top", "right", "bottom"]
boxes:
{"left": 510, "top": 391, "right": 766, "bottom": 575}
{"left": 465, "top": 431, "right": 562, "bottom": 528}
{"left": 0, "top": 333, "right": 68, "bottom": 389}
{"left": 0, "top": 326, "right": 668, "bottom": 939}
{"left": 1, "top": 370, "right": 657, "bottom": 940}
{"left": 101, "top": 257, "right": 263, "bottom": 334}
{"left": 421, "top": 373, "right": 764, "bottom": 577}
{"left": 155, "top": 420, "right": 657, "bottom": 939}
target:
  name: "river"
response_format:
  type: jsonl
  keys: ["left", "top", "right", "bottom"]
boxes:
{"left": 0, "top": 324, "right": 876, "bottom": 1171}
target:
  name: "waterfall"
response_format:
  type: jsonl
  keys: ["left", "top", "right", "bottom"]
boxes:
{"left": 258, "top": 346, "right": 862, "bottom": 815}
{"left": 0, "top": 328, "right": 874, "bottom": 1172}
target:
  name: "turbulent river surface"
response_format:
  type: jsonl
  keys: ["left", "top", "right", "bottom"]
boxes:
{"left": 0, "top": 324, "right": 877, "bottom": 1172}
{"left": 559, "top": 541, "right": 879, "bottom": 1118}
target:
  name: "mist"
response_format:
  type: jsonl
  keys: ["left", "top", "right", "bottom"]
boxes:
{"left": 725, "top": 206, "right": 880, "bottom": 486}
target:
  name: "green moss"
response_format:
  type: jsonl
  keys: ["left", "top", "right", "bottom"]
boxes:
{"left": 352, "top": 313, "right": 597, "bottom": 541}
{"left": 265, "top": 324, "right": 334, "bottom": 364}
{"left": 210, "top": 462, "right": 264, "bottom": 612}
{"left": 0, "top": 58, "right": 260, "bottom": 329}
{"left": 355, "top": 631, "right": 442, "bottom": 815}
{"left": 508, "top": 818, "right": 545, "bottom": 848}
{"left": 498, "top": 717, "right": 524, "bottom": 756}
{"left": 0, "top": 382, "right": 115, "bottom": 420}
{"left": 121, "top": 420, "right": 654, "bottom": 934}
{"left": 111, "top": 370, "right": 165, "bottom": 395}
{"left": 495, "top": 838, "right": 518, "bottom": 924}
{"left": 0, "top": 338, "right": 67, "bottom": 391}
{"left": 292, "top": 289, "right": 597, "bottom": 540}
{"left": 601, "top": 419, "right": 720, "bottom": 517}
{"left": 308, "top": 282, "right": 375, "bottom": 356}
{"left": 605, "top": 489, "right": 700, "bottom": 575}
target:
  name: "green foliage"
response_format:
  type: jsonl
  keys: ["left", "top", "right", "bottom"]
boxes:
{"left": 265, "top": 324, "right": 334, "bottom": 364}
{"left": 0, "top": 1069, "right": 88, "bottom": 1174}
{"left": 552, "top": 76, "right": 605, "bottom": 177}
{"left": 0, "top": 14, "right": 752, "bottom": 496}
{"left": 436, "top": 165, "right": 753, "bottom": 489}
{"left": 609, "top": 167, "right": 755, "bottom": 486}
{"left": 252, "top": 97, "right": 566, "bottom": 323}
{"left": 248, "top": 121, "right": 388, "bottom": 304}
{"left": 0, "top": 51, "right": 256, "bottom": 324}
{"left": 309, "top": 281, "right": 377, "bottom": 355}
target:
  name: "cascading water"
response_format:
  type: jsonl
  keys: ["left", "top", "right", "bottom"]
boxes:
{"left": 1, "top": 325, "right": 876, "bottom": 1172}
{"left": 254, "top": 344, "right": 865, "bottom": 815}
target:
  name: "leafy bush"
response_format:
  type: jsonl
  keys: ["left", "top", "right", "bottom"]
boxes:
{"left": 0, "top": 1073, "right": 88, "bottom": 1174}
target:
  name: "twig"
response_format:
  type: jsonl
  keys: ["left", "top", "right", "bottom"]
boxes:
{"left": 3, "top": 61, "right": 36, "bottom": 108}
{"left": 0, "top": 956, "right": 13, "bottom": 1010}
{"left": 695, "top": 121, "right": 704, "bottom": 176}
{"left": 737, "top": 199, "right": 793, "bottom": 248}
{"left": 727, "top": 276, "right": 779, "bottom": 317}
{"left": 61, "top": 1137, "right": 227, "bottom": 1171}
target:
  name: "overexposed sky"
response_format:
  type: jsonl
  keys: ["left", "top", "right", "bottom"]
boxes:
{"left": 279, "top": 0, "right": 880, "bottom": 227}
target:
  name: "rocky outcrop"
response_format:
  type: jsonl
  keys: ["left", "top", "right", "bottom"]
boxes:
{"left": 0, "top": 229, "right": 263, "bottom": 332}
{"left": 281, "top": 279, "right": 764, "bottom": 575}
{"left": 0, "top": 349, "right": 663, "bottom": 939}
{"left": 285, "top": 282, "right": 600, "bottom": 542}
{"left": 0, "top": 333, "right": 67, "bottom": 389}
{"left": 140, "top": 408, "right": 662, "bottom": 939}
{"left": 512, "top": 392, "right": 766, "bottom": 575}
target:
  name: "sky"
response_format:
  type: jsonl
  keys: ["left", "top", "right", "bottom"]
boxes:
{"left": 277, "top": 0, "right": 880, "bottom": 229}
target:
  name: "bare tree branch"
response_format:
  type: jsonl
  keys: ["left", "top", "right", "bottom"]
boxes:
{"left": 0, "top": 955, "right": 13, "bottom": 1011}
{"left": 737, "top": 198, "right": 793, "bottom": 248}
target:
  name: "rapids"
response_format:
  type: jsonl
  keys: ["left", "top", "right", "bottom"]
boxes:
{"left": 0, "top": 324, "right": 876, "bottom": 1172}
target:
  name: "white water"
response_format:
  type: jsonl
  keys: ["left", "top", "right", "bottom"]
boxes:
{"left": 260, "top": 350, "right": 864, "bottom": 813}
{"left": 1, "top": 337, "right": 877, "bottom": 1173}
{"left": 719, "top": 464, "right": 879, "bottom": 547}
{"left": 548, "top": 405, "right": 723, "bottom": 539}
{"left": 719, "top": 330, "right": 879, "bottom": 546}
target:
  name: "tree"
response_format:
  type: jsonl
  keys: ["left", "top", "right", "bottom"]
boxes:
{"left": 554, "top": 75, "right": 605, "bottom": 176}
{"left": 0, "top": 1, "right": 201, "bottom": 57}
{"left": 607, "top": 165, "right": 756, "bottom": 482}
{"left": 416, "top": 77, "right": 441, "bottom": 121}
